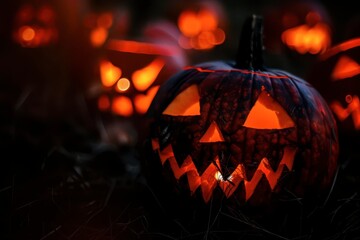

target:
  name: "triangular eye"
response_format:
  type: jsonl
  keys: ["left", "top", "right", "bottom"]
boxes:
{"left": 243, "top": 91, "right": 295, "bottom": 129}
{"left": 200, "top": 121, "right": 224, "bottom": 143}
{"left": 331, "top": 55, "right": 360, "bottom": 81}
{"left": 162, "top": 84, "right": 200, "bottom": 116}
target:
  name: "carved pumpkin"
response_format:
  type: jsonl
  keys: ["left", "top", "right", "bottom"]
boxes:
{"left": 12, "top": 2, "right": 58, "bottom": 48}
{"left": 172, "top": 0, "right": 227, "bottom": 50}
{"left": 263, "top": 0, "right": 332, "bottom": 56}
{"left": 307, "top": 37, "right": 360, "bottom": 139}
{"left": 96, "top": 21, "right": 187, "bottom": 118}
{"left": 146, "top": 15, "right": 339, "bottom": 206}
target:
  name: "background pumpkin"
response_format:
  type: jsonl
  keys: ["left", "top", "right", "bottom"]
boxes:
{"left": 307, "top": 37, "right": 360, "bottom": 182}
{"left": 262, "top": 0, "right": 333, "bottom": 78}
{"left": 12, "top": 1, "right": 59, "bottom": 48}
{"left": 144, "top": 15, "right": 339, "bottom": 208}
{"left": 87, "top": 20, "right": 188, "bottom": 146}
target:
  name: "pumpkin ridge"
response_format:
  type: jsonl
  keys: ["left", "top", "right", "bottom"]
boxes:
{"left": 185, "top": 66, "right": 290, "bottom": 79}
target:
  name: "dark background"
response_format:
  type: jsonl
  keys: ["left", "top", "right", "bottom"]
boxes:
{"left": 0, "top": 0, "right": 359, "bottom": 239}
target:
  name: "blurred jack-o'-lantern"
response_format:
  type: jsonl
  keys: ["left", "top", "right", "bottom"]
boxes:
{"left": 308, "top": 38, "right": 360, "bottom": 137}
{"left": 12, "top": 2, "right": 58, "bottom": 48}
{"left": 91, "top": 21, "right": 188, "bottom": 146}
{"left": 145, "top": 15, "right": 338, "bottom": 207}
{"left": 263, "top": 0, "right": 332, "bottom": 56}
{"left": 171, "top": 0, "right": 227, "bottom": 51}
{"left": 96, "top": 21, "right": 187, "bottom": 119}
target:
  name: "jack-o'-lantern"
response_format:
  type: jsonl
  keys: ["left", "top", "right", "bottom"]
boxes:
{"left": 12, "top": 2, "right": 58, "bottom": 48}
{"left": 263, "top": 0, "right": 332, "bottom": 56}
{"left": 171, "top": 0, "right": 227, "bottom": 50}
{"left": 308, "top": 38, "right": 360, "bottom": 137}
{"left": 96, "top": 21, "right": 187, "bottom": 119}
{"left": 145, "top": 15, "right": 339, "bottom": 206}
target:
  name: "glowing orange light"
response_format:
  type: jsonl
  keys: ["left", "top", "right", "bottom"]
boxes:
{"left": 100, "top": 60, "right": 121, "bottom": 87}
{"left": 281, "top": 23, "right": 331, "bottom": 54}
{"left": 20, "top": 26, "right": 36, "bottom": 41}
{"left": 98, "top": 95, "right": 111, "bottom": 110}
{"left": 331, "top": 95, "right": 360, "bottom": 129}
{"left": 196, "top": 31, "right": 215, "bottom": 50}
{"left": 132, "top": 58, "right": 165, "bottom": 91}
{"left": 107, "top": 39, "right": 179, "bottom": 56}
{"left": 90, "top": 27, "right": 108, "bottom": 47}
{"left": 243, "top": 91, "right": 295, "bottom": 129}
{"left": 177, "top": 8, "right": 225, "bottom": 50}
{"left": 112, "top": 96, "right": 133, "bottom": 117}
{"left": 178, "top": 11, "right": 202, "bottom": 37}
{"left": 198, "top": 10, "right": 218, "bottom": 31}
{"left": 199, "top": 121, "right": 224, "bottom": 142}
{"left": 320, "top": 38, "right": 360, "bottom": 60}
{"left": 116, "top": 78, "right": 131, "bottom": 92}
{"left": 134, "top": 85, "right": 160, "bottom": 114}
{"left": 152, "top": 139, "right": 297, "bottom": 202}
{"left": 211, "top": 28, "right": 225, "bottom": 45}
{"left": 331, "top": 55, "right": 360, "bottom": 81}
{"left": 162, "top": 84, "right": 200, "bottom": 116}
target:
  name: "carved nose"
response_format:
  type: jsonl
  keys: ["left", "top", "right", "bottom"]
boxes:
{"left": 199, "top": 121, "right": 224, "bottom": 143}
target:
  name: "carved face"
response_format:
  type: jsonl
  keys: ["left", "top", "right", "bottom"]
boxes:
{"left": 148, "top": 61, "right": 339, "bottom": 205}
{"left": 308, "top": 38, "right": 360, "bottom": 134}
{"left": 97, "top": 22, "right": 187, "bottom": 117}
{"left": 97, "top": 54, "right": 165, "bottom": 117}
{"left": 264, "top": 1, "right": 332, "bottom": 55}
{"left": 12, "top": 3, "right": 58, "bottom": 48}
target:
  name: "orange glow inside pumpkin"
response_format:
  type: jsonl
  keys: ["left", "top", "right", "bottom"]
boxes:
{"left": 112, "top": 96, "right": 133, "bottom": 117}
{"left": 13, "top": 5, "right": 58, "bottom": 48}
{"left": 281, "top": 23, "right": 331, "bottom": 54}
{"left": 281, "top": 12, "right": 331, "bottom": 54}
{"left": 116, "top": 78, "right": 130, "bottom": 92}
{"left": 199, "top": 122, "right": 225, "bottom": 142}
{"left": 107, "top": 39, "right": 180, "bottom": 56}
{"left": 100, "top": 37, "right": 182, "bottom": 116}
{"left": 331, "top": 95, "right": 360, "bottom": 129}
{"left": 320, "top": 38, "right": 360, "bottom": 60}
{"left": 177, "top": 9, "right": 225, "bottom": 50}
{"left": 134, "top": 85, "right": 160, "bottom": 114}
{"left": 243, "top": 91, "right": 295, "bottom": 129}
{"left": 331, "top": 55, "right": 360, "bottom": 81}
{"left": 19, "top": 26, "right": 35, "bottom": 41}
{"left": 98, "top": 56, "right": 166, "bottom": 116}
{"left": 132, "top": 58, "right": 165, "bottom": 91}
{"left": 90, "top": 27, "right": 108, "bottom": 47}
{"left": 162, "top": 84, "right": 200, "bottom": 116}
{"left": 87, "top": 12, "right": 114, "bottom": 47}
{"left": 100, "top": 59, "right": 122, "bottom": 87}
{"left": 152, "top": 138, "right": 297, "bottom": 202}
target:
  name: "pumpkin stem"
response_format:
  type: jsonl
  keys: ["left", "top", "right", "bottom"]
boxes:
{"left": 235, "top": 14, "right": 264, "bottom": 70}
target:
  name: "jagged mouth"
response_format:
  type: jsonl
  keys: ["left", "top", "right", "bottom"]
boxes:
{"left": 152, "top": 138, "right": 298, "bottom": 203}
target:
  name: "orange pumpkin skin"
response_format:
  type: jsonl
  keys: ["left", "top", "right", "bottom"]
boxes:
{"left": 145, "top": 15, "right": 339, "bottom": 206}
